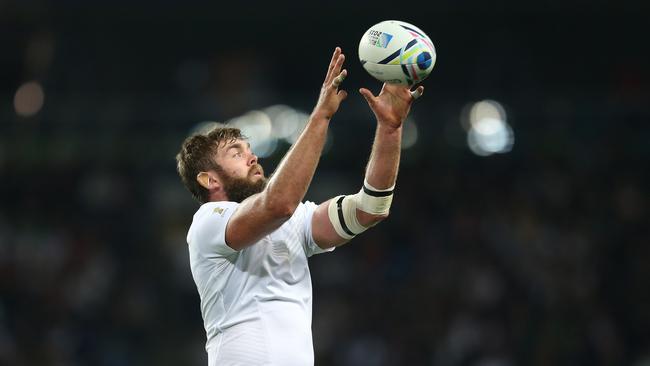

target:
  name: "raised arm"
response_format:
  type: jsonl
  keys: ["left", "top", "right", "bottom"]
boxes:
{"left": 225, "top": 47, "right": 349, "bottom": 250}
{"left": 311, "top": 83, "right": 424, "bottom": 248}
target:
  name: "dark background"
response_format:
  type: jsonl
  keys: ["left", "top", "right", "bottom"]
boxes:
{"left": 1, "top": 1, "right": 649, "bottom": 365}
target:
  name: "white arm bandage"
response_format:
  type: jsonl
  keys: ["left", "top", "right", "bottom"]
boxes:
{"left": 327, "top": 180, "right": 395, "bottom": 240}
{"left": 358, "top": 179, "right": 394, "bottom": 215}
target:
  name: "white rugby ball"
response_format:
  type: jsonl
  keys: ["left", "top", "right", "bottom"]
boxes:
{"left": 358, "top": 20, "right": 436, "bottom": 85}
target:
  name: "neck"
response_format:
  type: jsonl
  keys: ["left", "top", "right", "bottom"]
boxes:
{"left": 208, "top": 189, "right": 228, "bottom": 202}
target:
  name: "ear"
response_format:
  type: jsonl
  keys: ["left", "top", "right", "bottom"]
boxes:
{"left": 196, "top": 171, "right": 221, "bottom": 190}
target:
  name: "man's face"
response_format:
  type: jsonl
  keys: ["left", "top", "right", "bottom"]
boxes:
{"left": 213, "top": 139, "right": 267, "bottom": 202}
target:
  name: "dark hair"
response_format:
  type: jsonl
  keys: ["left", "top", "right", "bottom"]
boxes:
{"left": 176, "top": 126, "right": 244, "bottom": 203}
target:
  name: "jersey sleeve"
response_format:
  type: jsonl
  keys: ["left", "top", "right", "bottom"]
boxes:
{"left": 300, "top": 201, "right": 335, "bottom": 257}
{"left": 188, "top": 201, "right": 240, "bottom": 257}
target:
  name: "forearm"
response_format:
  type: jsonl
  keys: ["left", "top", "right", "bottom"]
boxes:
{"left": 350, "top": 124, "right": 402, "bottom": 228}
{"left": 364, "top": 124, "right": 402, "bottom": 190}
{"left": 224, "top": 116, "right": 331, "bottom": 249}
{"left": 261, "top": 47, "right": 346, "bottom": 214}
{"left": 263, "top": 115, "right": 330, "bottom": 212}
{"left": 224, "top": 47, "right": 347, "bottom": 250}
{"left": 313, "top": 82, "right": 420, "bottom": 246}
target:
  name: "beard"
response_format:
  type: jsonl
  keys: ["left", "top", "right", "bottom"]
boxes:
{"left": 219, "top": 166, "right": 268, "bottom": 203}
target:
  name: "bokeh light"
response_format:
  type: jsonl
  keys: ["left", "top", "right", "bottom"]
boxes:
{"left": 189, "top": 105, "right": 314, "bottom": 159}
{"left": 265, "top": 104, "right": 302, "bottom": 140}
{"left": 14, "top": 81, "right": 45, "bottom": 117}
{"left": 462, "top": 100, "right": 514, "bottom": 156}
{"left": 228, "top": 110, "right": 276, "bottom": 158}
{"left": 402, "top": 118, "right": 418, "bottom": 150}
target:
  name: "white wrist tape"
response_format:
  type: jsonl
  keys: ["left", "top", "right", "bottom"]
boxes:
{"left": 327, "top": 195, "right": 367, "bottom": 240}
{"left": 357, "top": 179, "right": 394, "bottom": 215}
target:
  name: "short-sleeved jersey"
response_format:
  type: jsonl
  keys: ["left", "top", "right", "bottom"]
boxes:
{"left": 187, "top": 200, "right": 333, "bottom": 366}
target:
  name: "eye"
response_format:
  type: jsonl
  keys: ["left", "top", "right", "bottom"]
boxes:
{"left": 233, "top": 151, "right": 243, "bottom": 158}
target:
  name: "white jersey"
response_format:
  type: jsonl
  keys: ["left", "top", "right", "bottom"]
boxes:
{"left": 187, "top": 200, "right": 333, "bottom": 366}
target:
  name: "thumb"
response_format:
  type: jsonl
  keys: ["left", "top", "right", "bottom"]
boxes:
{"left": 410, "top": 86, "right": 424, "bottom": 100}
{"left": 359, "top": 88, "right": 375, "bottom": 105}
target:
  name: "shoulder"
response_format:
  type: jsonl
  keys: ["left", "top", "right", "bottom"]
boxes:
{"left": 286, "top": 201, "right": 317, "bottom": 223}
{"left": 188, "top": 201, "right": 241, "bottom": 256}
{"left": 188, "top": 201, "right": 240, "bottom": 243}
{"left": 279, "top": 201, "right": 319, "bottom": 234}
{"left": 193, "top": 201, "right": 239, "bottom": 222}
{"left": 297, "top": 201, "right": 317, "bottom": 214}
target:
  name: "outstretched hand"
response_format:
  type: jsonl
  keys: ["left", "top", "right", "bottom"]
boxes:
{"left": 359, "top": 83, "right": 424, "bottom": 129}
{"left": 312, "top": 47, "right": 348, "bottom": 121}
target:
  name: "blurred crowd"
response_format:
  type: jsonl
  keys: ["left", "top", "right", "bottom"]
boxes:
{"left": 2, "top": 91, "right": 648, "bottom": 365}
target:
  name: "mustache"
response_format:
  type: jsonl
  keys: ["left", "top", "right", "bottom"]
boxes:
{"left": 248, "top": 164, "right": 264, "bottom": 177}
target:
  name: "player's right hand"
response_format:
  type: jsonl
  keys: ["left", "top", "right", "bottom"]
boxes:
{"left": 311, "top": 47, "right": 348, "bottom": 121}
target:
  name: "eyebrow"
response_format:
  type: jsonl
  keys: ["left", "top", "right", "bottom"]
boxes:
{"left": 225, "top": 142, "right": 251, "bottom": 152}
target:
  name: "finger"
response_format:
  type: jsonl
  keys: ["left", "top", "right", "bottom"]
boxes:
{"left": 332, "top": 69, "right": 347, "bottom": 88}
{"left": 410, "top": 86, "right": 424, "bottom": 100}
{"left": 326, "top": 55, "right": 345, "bottom": 85}
{"left": 337, "top": 89, "right": 348, "bottom": 102}
{"left": 331, "top": 54, "right": 345, "bottom": 81}
{"left": 359, "top": 88, "right": 376, "bottom": 105}
{"left": 325, "top": 47, "right": 341, "bottom": 82}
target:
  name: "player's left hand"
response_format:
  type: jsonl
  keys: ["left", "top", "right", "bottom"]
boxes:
{"left": 359, "top": 83, "right": 424, "bottom": 130}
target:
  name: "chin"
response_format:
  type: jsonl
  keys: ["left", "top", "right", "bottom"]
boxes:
{"left": 221, "top": 171, "right": 267, "bottom": 203}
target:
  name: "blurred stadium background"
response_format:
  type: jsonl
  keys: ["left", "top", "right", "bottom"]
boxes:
{"left": 1, "top": 1, "right": 649, "bottom": 365}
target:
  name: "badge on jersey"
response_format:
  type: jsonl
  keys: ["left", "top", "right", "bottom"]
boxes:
{"left": 213, "top": 206, "right": 228, "bottom": 216}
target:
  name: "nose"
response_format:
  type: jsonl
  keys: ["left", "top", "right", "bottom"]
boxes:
{"left": 248, "top": 152, "right": 258, "bottom": 166}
